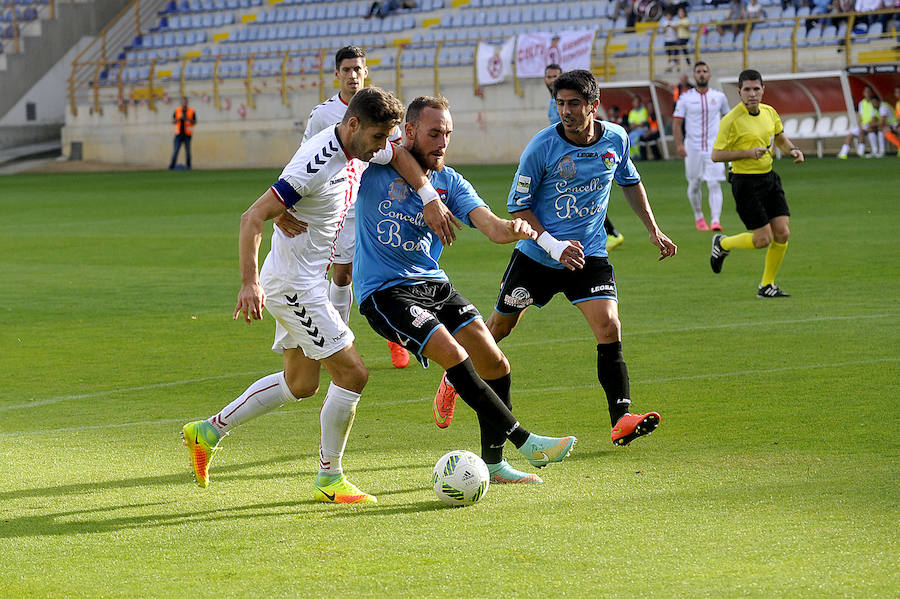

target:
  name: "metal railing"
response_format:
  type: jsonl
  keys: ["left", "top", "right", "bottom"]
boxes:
{"left": 68, "top": 9, "right": 899, "bottom": 116}
{"left": 67, "top": 0, "right": 167, "bottom": 116}
{"left": 1, "top": 0, "right": 55, "bottom": 55}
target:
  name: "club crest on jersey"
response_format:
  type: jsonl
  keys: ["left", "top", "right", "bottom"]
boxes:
{"left": 602, "top": 151, "right": 618, "bottom": 169}
{"left": 436, "top": 188, "right": 448, "bottom": 202}
{"left": 389, "top": 178, "right": 408, "bottom": 203}
{"left": 558, "top": 156, "right": 577, "bottom": 180}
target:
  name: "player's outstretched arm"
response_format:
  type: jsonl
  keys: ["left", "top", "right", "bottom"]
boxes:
{"left": 622, "top": 183, "right": 677, "bottom": 261}
{"left": 234, "top": 188, "right": 285, "bottom": 323}
{"left": 389, "top": 145, "right": 462, "bottom": 246}
{"left": 511, "top": 208, "right": 585, "bottom": 270}
{"left": 774, "top": 132, "right": 804, "bottom": 163}
{"left": 467, "top": 206, "right": 537, "bottom": 244}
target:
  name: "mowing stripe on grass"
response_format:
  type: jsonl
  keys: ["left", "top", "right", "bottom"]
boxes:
{"left": 1, "top": 312, "right": 895, "bottom": 412}
{"left": 1, "top": 357, "right": 895, "bottom": 438}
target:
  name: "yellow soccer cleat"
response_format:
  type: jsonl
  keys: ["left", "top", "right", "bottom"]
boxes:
{"left": 606, "top": 233, "right": 625, "bottom": 251}
{"left": 314, "top": 475, "right": 377, "bottom": 504}
{"left": 182, "top": 420, "right": 220, "bottom": 488}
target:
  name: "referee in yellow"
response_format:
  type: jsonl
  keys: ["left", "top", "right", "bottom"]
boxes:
{"left": 709, "top": 69, "right": 804, "bottom": 298}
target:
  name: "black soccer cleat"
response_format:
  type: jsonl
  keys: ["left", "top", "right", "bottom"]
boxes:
{"left": 710, "top": 234, "right": 729, "bottom": 274}
{"left": 757, "top": 284, "right": 791, "bottom": 298}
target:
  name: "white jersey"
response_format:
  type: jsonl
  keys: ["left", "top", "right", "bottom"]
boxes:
{"left": 304, "top": 92, "right": 403, "bottom": 144}
{"left": 673, "top": 88, "right": 730, "bottom": 153}
{"left": 263, "top": 125, "right": 393, "bottom": 285}
{"left": 302, "top": 93, "right": 401, "bottom": 231}
{"left": 303, "top": 94, "right": 350, "bottom": 143}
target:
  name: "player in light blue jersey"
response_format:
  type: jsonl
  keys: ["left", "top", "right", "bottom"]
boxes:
{"left": 356, "top": 96, "right": 577, "bottom": 483}
{"left": 434, "top": 70, "right": 677, "bottom": 448}
{"left": 545, "top": 64, "right": 625, "bottom": 251}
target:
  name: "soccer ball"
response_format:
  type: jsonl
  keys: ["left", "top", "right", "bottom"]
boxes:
{"left": 432, "top": 450, "right": 490, "bottom": 507}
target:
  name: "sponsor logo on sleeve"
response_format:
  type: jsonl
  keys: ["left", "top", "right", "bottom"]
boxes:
{"left": 515, "top": 175, "right": 532, "bottom": 194}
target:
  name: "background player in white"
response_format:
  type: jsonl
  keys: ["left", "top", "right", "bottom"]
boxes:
{"left": 355, "top": 95, "right": 577, "bottom": 482}
{"left": 672, "top": 62, "right": 730, "bottom": 231}
{"left": 434, "top": 70, "right": 676, "bottom": 448}
{"left": 283, "top": 46, "right": 453, "bottom": 369}
{"left": 181, "top": 88, "right": 450, "bottom": 504}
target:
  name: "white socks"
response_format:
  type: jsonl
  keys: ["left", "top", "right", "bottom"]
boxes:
{"left": 687, "top": 178, "right": 703, "bottom": 220}
{"left": 708, "top": 182, "right": 723, "bottom": 224}
{"left": 688, "top": 179, "right": 723, "bottom": 223}
{"left": 318, "top": 382, "right": 361, "bottom": 477}
{"left": 208, "top": 371, "right": 297, "bottom": 435}
{"left": 328, "top": 280, "right": 353, "bottom": 325}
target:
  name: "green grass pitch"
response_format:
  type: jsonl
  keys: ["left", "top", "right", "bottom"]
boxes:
{"left": 0, "top": 158, "right": 897, "bottom": 598}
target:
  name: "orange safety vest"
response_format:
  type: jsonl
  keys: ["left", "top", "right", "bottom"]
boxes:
{"left": 174, "top": 107, "right": 196, "bottom": 136}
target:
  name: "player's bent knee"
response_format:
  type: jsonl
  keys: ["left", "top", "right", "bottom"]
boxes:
{"left": 332, "top": 364, "right": 368, "bottom": 393}
{"left": 486, "top": 318, "right": 516, "bottom": 342}
{"left": 285, "top": 379, "right": 319, "bottom": 400}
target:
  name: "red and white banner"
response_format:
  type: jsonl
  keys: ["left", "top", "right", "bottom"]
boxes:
{"left": 476, "top": 37, "right": 516, "bottom": 86}
{"left": 515, "top": 30, "right": 596, "bottom": 78}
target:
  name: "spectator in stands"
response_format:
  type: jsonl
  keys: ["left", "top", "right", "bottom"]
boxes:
{"left": 675, "top": 6, "right": 692, "bottom": 65}
{"left": 544, "top": 63, "right": 563, "bottom": 124}
{"left": 365, "top": 0, "right": 415, "bottom": 18}
{"left": 852, "top": 0, "right": 883, "bottom": 31}
{"left": 660, "top": 8, "right": 681, "bottom": 71}
{"left": 627, "top": 95, "right": 651, "bottom": 159}
{"left": 829, "top": 0, "right": 855, "bottom": 32}
{"left": 169, "top": 96, "right": 196, "bottom": 170}
{"left": 718, "top": 0, "right": 744, "bottom": 35}
{"left": 744, "top": 0, "right": 765, "bottom": 31}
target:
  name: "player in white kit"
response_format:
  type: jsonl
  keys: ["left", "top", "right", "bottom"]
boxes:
{"left": 181, "top": 88, "right": 453, "bottom": 503}
{"left": 282, "top": 46, "right": 429, "bottom": 369}
{"left": 672, "top": 62, "right": 730, "bottom": 232}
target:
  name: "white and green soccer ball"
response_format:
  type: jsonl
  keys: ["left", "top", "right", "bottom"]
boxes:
{"left": 432, "top": 450, "right": 490, "bottom": 507}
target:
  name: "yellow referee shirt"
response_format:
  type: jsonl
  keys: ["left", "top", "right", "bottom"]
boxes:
{"left": 713, "top": 101, "right": 783, "bottom": 174}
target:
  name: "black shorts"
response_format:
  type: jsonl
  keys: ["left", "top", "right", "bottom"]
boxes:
{"left": 359, "top": 281, "right": 481, "bottom": 360}
{"left": 730, "top": 171, "right": 791, "bottom": 231}
{"left": 494, "top": 249, "right": 617, "bottom": 314}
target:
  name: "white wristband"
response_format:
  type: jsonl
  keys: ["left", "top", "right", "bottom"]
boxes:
{"left": 417, "top": 183, "right": 440, "bottom": 205}
{"left": 536, "top": 231, "right": 568, "bottom": 262}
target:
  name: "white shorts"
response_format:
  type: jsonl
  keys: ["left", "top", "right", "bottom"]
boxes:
{"left": 685, "top": 150, "right": 726, "bottom": 182}
{"left": 332, "top": 206, "right": 355, "bottom": 266}
{"left": 261, "top": 275, "right": 354, "bottom": 361}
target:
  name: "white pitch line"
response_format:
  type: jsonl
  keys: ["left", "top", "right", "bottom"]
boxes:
{"left": 1, "top": 312, "right": 896, "bottom": 412}
{"left": 1, "top": 357, "right": 895, "bottom": 438}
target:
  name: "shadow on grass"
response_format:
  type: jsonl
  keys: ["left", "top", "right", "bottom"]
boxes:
{"left": 1, "top": 455, "right": 432, "bottom": 502}
{"left": 0, "top": 484, "right": 442, "bottom": 538}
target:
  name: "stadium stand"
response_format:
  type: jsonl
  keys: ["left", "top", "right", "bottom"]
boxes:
{"left": 45, "top": 0, "right": 900, "bottom": 166}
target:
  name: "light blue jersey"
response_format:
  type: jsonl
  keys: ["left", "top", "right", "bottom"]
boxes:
{"left": 548, "top": 96, "right": 561, "bottom": 124}
{"left": 354, "top": 163, "right": 487, "bottom": 303}
{"left": 509, "top": 121, "right": 640, "bottom": 268}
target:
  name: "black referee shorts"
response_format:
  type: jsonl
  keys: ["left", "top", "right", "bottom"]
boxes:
{"left": 730, "top": 170, "right": 791, "bottom": 231}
